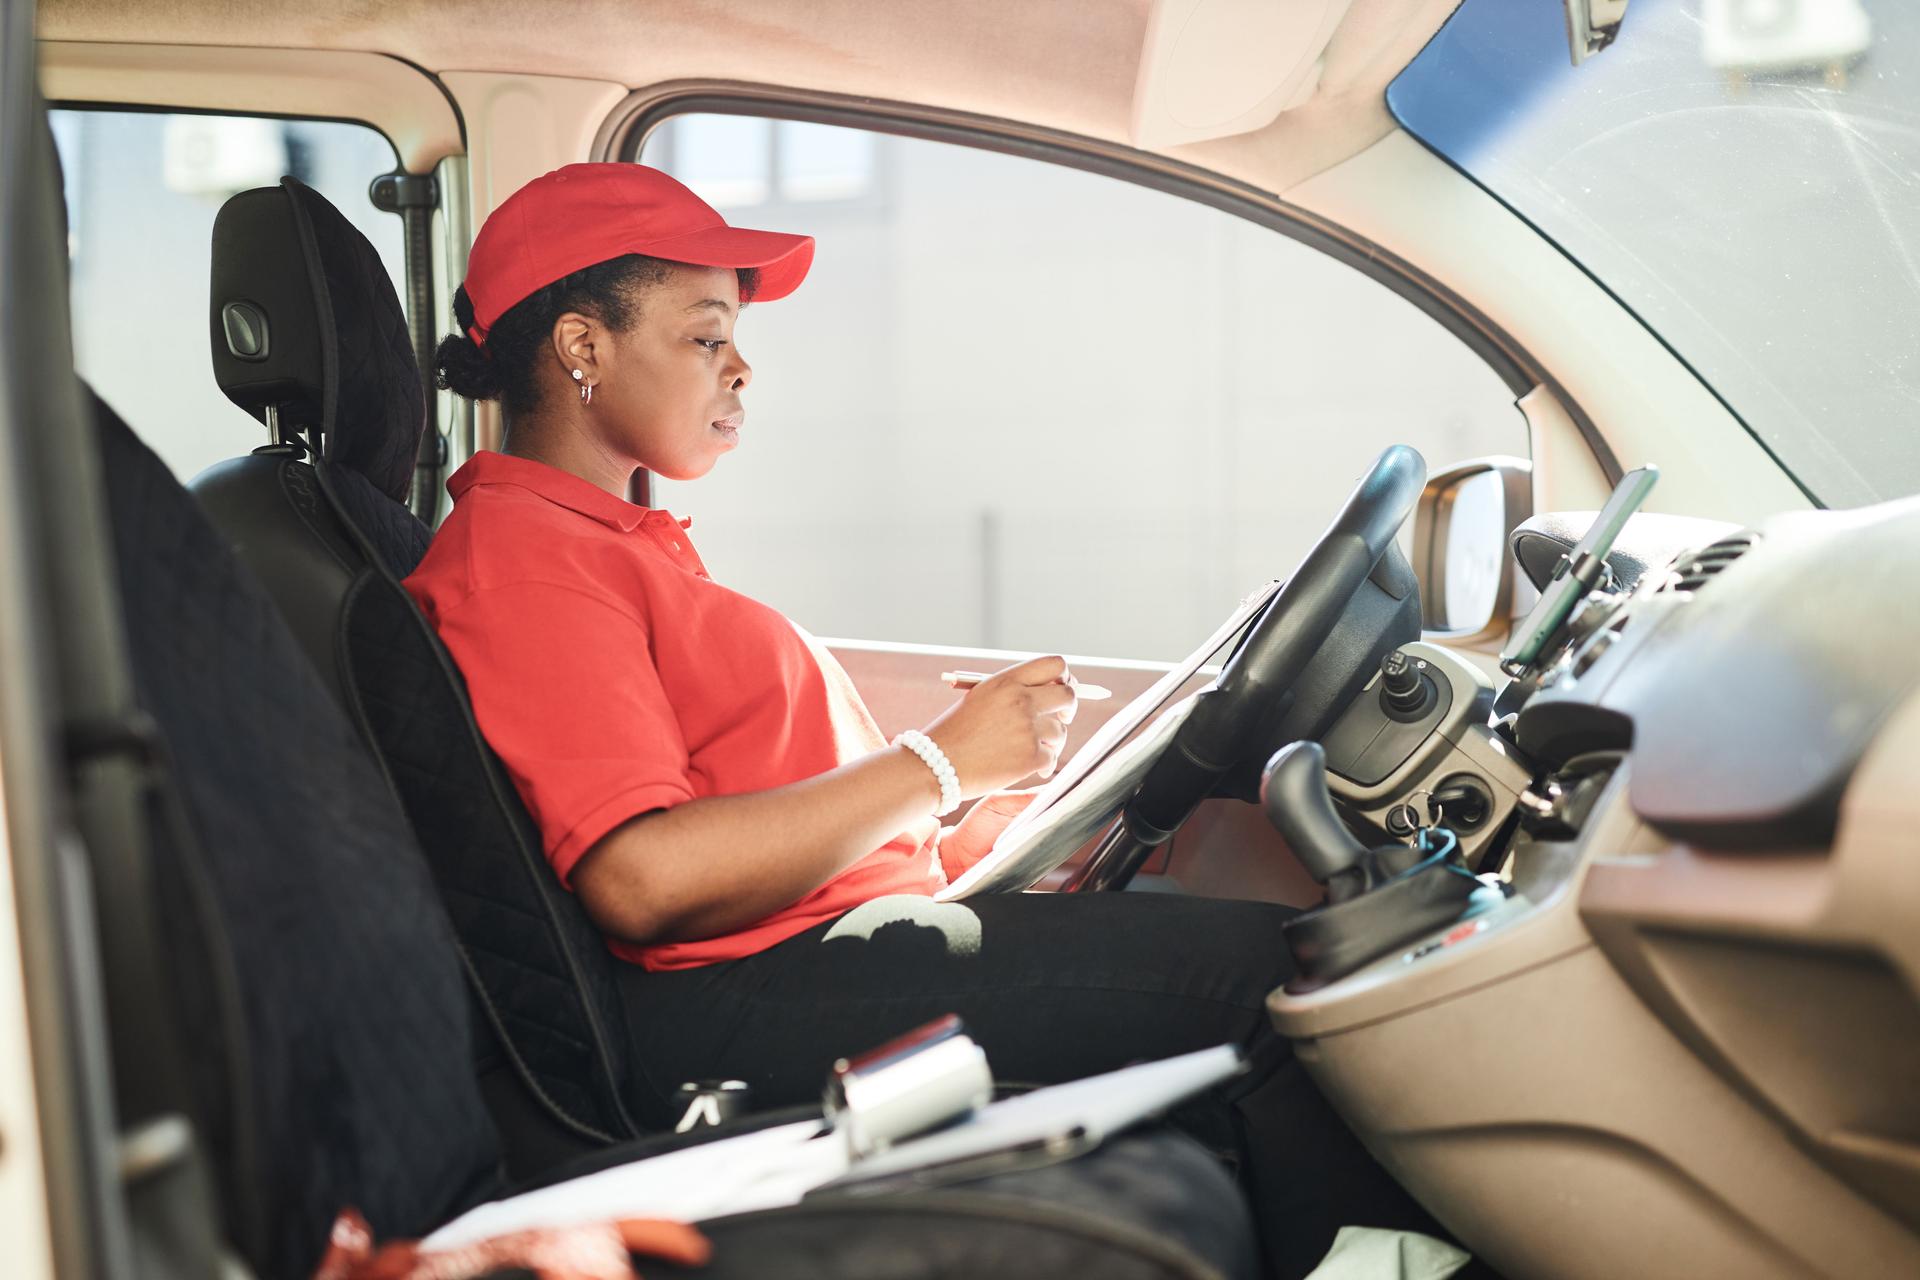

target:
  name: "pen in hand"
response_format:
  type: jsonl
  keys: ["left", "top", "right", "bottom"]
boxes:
{"left": 939, "top": 670, "right": 1113, "bottom": 701}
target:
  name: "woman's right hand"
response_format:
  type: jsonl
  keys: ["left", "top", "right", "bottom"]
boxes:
{"left": 921, "top": 655, "right": 1079, "bottom": 797}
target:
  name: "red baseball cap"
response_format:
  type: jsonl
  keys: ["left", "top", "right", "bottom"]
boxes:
{"left": 462, "top": 162, "right": 815, "bottom": 347}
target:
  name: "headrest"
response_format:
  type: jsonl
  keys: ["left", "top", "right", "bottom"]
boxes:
{"left": 210, "top": 178, "right": 425, "bottom": 503}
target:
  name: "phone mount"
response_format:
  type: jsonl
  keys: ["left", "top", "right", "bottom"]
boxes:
{"left": 1499, "top": 465, "right": 1658, "bottom": 679}
{"left": 1263, "top": 741, "right": 1495, "bottom": 992}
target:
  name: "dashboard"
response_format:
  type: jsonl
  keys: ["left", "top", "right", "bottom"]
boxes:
{"left": 1519, "top": 500, "right": 1920, "bottom": 849}
{"left": 1268, "top": 496, "right": 1920, "bottom": 1280}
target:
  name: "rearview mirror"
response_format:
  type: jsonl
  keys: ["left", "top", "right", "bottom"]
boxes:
{"left": 1564, "top": 0, "right": 1629, "bottom": 66}
{"left": 1410, "top": 456, "right": 1532, "bottom": 644}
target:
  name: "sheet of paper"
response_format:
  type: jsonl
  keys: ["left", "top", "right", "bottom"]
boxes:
{"left": 425, "top": 1046, "right": 1243, "bottom": 1247}
{"left": 937, "top": 578, "right": 1282, "bottom": 899}
{"left": 424, "top": 1119, "right": 837, "bottom": 1249}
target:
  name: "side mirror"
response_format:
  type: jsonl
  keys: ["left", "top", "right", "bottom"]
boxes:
{"left": 1410, "top": 456, "right": 1532, "bottom": 645}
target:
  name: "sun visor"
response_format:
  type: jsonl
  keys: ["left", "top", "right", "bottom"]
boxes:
{"left": 1129, "top": 0, "right": 1357, "bottom": 148}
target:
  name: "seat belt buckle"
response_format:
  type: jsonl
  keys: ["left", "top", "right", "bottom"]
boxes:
{"left": 672, "top": 1080, "right": 751, "bottom": 1133}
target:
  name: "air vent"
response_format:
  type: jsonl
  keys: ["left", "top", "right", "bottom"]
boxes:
{"left": 1661, "top": 533, "right": 1758, "bottom": 594}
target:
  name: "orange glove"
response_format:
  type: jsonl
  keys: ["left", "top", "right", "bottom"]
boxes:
{"left": 311, "top": 1207, "right": 712, "bottom": 1280}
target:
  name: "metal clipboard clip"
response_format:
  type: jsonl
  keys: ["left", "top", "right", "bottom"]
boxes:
{"left": 823, "top": 1014, "right": 993, "bottom": 1160}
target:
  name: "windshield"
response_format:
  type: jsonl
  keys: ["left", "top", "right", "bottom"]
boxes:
{"left": 1390, "top": 0, "right": 1920, "bottom": 509}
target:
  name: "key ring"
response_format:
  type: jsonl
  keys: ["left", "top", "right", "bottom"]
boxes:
{"left": 1407, "top": 787, "right": 1444, "bottom": 832}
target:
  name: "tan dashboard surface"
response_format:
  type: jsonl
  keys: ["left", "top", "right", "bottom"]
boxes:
{"left": 1581, "top": 684, "right": 1920, "bottom": 1243}
{"left": 1266, "top": 685, "right": 1920, "bottom": 1279}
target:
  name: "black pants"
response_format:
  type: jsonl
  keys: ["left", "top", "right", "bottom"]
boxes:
{"left": 617, "top": 890, "right": 1448, "bottom": 1279}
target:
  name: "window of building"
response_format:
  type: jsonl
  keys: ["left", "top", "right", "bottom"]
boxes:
{"left": 636, "top": 114, "right": 1531, "bottom": 662}
{"left": 644, "top": 114, "right": 880, "bottom": 208}
{"left": 51, "top": 109, "right": 405, "bottom": 482}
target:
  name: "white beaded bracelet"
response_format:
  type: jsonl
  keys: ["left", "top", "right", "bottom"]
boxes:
{"left": 892, "top": 729, "right": 962, "bottom": 817}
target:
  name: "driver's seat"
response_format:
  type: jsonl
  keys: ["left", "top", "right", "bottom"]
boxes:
{"left": 192, "top": 178, "right": 649, "bottom": 1167}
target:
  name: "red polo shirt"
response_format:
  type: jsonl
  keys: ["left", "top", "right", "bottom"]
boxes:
{"left": 403, "top": 451, "right": 942, "bottom": 971}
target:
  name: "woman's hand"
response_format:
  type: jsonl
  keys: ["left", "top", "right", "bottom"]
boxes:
{"left": 921, "top": 654, "right": 1078, "bottom": 797}
{"left": 938, "top": 787, "right": 1042, "bottom": 879}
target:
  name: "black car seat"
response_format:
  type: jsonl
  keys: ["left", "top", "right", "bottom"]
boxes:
{"left": 94, "top": 385, "right": 507, "bottom": 1275}
{"left": 192, "top": 178, "right": 642, "bottom": 1167}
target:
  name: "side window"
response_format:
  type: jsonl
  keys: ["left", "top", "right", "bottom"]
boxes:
{"left": 638, "top": 116, "right": 1527, "bottom": 662}
{"left": 50, "top": 109, "right": 405, "bottom": 481}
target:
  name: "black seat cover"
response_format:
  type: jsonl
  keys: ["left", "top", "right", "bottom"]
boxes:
{"left": 209, "top": 177, "right": 423, "bottom": 502}
{"left": 193, "top": 178, "right": 641, "bottom": 1148}
{"left": 193, "top": 176, "right": 430, "bottom": 704}
{"left": 341, "top": 563, "right": 646, "bottom": 1135}
{"left": 94, "top": 389, "right": 504, "bottom": 1276}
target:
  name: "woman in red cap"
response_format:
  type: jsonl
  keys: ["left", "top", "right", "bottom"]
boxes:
{"left": 409, "top": 163, "right": 1437, "bottom": 1275}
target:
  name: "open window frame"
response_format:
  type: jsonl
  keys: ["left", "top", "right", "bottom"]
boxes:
{"left": 595, "top": 82, "right": 1583, "bottom": 642}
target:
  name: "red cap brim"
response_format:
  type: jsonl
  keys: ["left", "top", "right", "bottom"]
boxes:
{"left": 636, "top": 225, "right": 815, "bottom": 303}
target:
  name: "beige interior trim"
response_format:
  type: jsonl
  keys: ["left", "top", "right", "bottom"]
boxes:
{"left": 1154, "top": 0, "right": 1457, "bottom": 194}
{"left": 1519, "top": 383, "right": 1613, "bottom": 515}
{"left": 1267, "top": 683, "right": 1920, "bottom": 1276}
{"left": 0, "top": 784, "right": 55, "bottom": 1280}
{"left": 1304, "top": 944, "right": 1920, "bottom": 1280}
{"left": 36, "top": 40, "right": 463, "bottom": 172}
{"left": 1129, "top": 0, "right": 1356, "bottom": 148}
{"left": 37, "top": 0, "right": 1460, "bottom": 198}
{"left": 438, "top": 71, "right": 627, "bottom": 455}
{"left": 441, "top": 71, "right": 624, "bottom": 220}
{"left": 1273, "top": 759, "right": 1920, "bottom": 1278}
{"left": 36, "top": 0, "right": 1157, "bottom": 151}
{"left": 1580, "top": 686, "right": 1920, "bottom": 1239}
{"left": 1287, "top": 130, "right": 1813, "bottom": 527}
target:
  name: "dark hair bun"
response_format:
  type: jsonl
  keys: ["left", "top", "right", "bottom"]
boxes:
{"left": 434, "top": 332, "right": 500, "bottom": 401}
{"left": 435, "top": 286, "right": 501, "bottom": 401}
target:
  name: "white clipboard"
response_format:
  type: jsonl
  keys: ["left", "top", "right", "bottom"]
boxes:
{"left": 423, "top": 1045, "right": 1243, "bottom": 1248}
{"left": 938, "top": 578, "right": 1282, "bottom": 899}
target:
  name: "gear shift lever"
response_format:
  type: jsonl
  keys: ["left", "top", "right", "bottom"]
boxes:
{"left": 1262, "top": 740, "right": 1494, "bottom": 991}
{"left": 1262, "top": 742, "right": 1381, "bottom": 902}
{"left": 1262, "top": 742, "right": 1368, "bottom": 883}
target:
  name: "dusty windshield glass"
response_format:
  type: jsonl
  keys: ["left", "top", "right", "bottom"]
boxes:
{"left": 1391, "top": 0, "right": 1920, "bottom": 509}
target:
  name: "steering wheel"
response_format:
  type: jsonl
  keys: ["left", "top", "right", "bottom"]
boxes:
{"left": 1059, "top": 444, "right": 1428, "bottom": 891}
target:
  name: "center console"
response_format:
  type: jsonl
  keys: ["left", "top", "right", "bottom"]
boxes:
{"left": 1260, "top": 648, "right": 1918, "bottom": 1279}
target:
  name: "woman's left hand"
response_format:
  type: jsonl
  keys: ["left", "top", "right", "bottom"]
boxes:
{"left": 937, "top": 787, "right": 1042, "bottom": 879}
